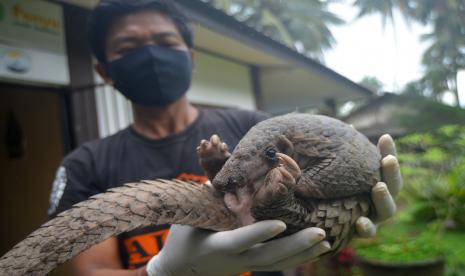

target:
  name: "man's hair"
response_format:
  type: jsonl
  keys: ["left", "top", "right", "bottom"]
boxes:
{"left": 88, "top": 0, "right": 193, "bottom": 64}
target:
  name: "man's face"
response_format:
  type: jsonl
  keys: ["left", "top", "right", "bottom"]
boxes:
{"left": 104, "top": 10, "right": 189, "bottom": 64}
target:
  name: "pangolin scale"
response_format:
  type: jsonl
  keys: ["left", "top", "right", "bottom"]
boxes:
{"left": 0, "top": 113, "right": 380, "bottom": 275}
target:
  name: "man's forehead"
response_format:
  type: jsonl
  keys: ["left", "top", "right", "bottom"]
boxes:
{"left": 106, "top": 10, "right": 180, "bottom": 40}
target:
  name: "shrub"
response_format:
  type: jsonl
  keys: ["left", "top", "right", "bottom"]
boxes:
{"left": 397, "top": 125, "right": 465, "bottom": 230}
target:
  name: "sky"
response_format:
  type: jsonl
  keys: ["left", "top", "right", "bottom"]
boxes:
{"left": 324, "top": 2, "right": 465, "bottom": 106}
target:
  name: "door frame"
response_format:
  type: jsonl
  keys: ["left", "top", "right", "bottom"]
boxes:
{"left": 0, "top": 81, "right": 75, "bottom": 153}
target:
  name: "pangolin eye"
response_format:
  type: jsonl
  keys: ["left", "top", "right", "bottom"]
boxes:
{"left": 265, "top": 148, "right": 277, "bottom": 160}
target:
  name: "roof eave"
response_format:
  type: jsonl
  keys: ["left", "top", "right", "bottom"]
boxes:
{"left": 174, "top": 0, "right": 375, "bottom": 98}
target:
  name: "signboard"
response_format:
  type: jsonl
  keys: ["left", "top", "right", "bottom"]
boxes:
{"left": 0, "top": 0, "right": 69, "bottom": 85}
{"left": 0, "top": 44, "right": 69, "bottom": 85}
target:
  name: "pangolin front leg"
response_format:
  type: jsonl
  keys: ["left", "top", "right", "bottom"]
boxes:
{"left": 224, "top": 153, "right": 312, "bottom": 229}
{"left": 197, "top": 134, "right": 231, "bottom": 180}
{"left": 251, "top": 153, "right": 315, "bottom": 234}
{"left": 253, "top": 153, "right": 301, "bottom": 206}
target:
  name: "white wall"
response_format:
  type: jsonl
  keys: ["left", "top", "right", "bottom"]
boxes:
{"left": 189, "top": 51, "right": 255, "bottom": 109}
{"left": 94, "top": 51, "right": 256, "bottom": 138}
{"left": 94, "top": 83, "right": 133, "bottom": 138}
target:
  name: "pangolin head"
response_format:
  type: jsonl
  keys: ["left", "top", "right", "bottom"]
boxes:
{"left": 212, "top": 119, "right": 294, "bottom": 194}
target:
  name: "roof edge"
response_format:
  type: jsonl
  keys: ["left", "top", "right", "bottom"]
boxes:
{"left": 174, "top": 0, "right": 375, "bottom": 98}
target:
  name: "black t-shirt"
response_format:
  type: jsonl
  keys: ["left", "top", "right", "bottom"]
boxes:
{"left": 48, "top": 108, "right": 281, "bottom": 275}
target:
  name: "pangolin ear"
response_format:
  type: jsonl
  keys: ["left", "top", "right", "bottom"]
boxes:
{"left": 277, "top": 135, "right": 294, "bottom": 156}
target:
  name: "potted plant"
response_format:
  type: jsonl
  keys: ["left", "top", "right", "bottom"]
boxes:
{"left": 354, "top": 220, "right": 445, "bottom": 276}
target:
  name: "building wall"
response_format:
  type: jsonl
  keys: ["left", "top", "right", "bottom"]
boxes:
{"left": 189, "top": 51, "right": 255, "bottom": 109}
{"left": 94, "top": 83, "right": 134, "bottom": 139}
{"left": 345, "top": 102, "right": 407, "bottom": 141}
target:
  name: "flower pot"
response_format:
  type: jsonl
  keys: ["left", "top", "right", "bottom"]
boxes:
{"left": 357, "top": 257, "right": 445, "bottom": 276}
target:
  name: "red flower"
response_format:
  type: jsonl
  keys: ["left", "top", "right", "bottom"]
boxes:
{"left": 336, "top": 247, "right": 355, "bottom": 265}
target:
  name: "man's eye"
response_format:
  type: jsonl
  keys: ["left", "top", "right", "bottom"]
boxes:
{"left": 117, "top": 48, "right": 132, "bottom": 55}
{"left": 159, "top": 43, "right": 176, "bottom": 48}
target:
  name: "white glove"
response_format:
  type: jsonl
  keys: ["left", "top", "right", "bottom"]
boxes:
{"left": 146, "top": 220, "right": 331, "bottom": 276}
{"left": 355, "top": 134, "right": 403, "bottom": 237}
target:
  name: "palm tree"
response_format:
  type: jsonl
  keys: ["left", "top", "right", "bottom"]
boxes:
{"left": 202, "top": 0, "right": 344, "bottom": 61}
{"left": 359, "top": 76, "right": 384, "bottom": 93}
{"left": 352, "top": 0, "right": 465, "bottom": 106}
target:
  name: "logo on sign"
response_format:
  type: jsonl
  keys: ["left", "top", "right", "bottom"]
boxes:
{"left": 1, "top": 49, "right": 31, "bottom": 74}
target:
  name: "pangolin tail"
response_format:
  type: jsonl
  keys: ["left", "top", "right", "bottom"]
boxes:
{"left": 0, "top": 179, "right": 236, "bottom": 276}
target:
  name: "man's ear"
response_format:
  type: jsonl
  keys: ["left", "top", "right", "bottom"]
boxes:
{"left": 95, "top": 63, "right": 113, "bottom": 85}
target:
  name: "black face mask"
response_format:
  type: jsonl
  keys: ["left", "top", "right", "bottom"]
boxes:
{"left": 107, "top": 45, "right": 192, "bottom": 106}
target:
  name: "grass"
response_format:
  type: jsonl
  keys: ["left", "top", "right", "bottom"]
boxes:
{"left": 441, "top": 230, "right": 465, "bottom": 275}
{"left": 353, "top": 220, "right": 465, "bottom": 275}
{"left": 354, "top": 221, "right": 444, "bottom": 263}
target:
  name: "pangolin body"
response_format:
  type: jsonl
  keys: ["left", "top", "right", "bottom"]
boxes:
{"left": 0, "top": 113, "right": 380, "bottom": 275}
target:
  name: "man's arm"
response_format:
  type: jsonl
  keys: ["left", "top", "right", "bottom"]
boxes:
{"left": 48, "top": 146, "right": 102, "bottom": 218}
{"left": 72, "top": 238, "right": 148, "bottom": 276}
{"left": 48, "top": 147, "right": 143, "bottom": 274}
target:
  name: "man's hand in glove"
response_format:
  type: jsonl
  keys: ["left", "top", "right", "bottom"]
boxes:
{"left": 146, "top": 221, "right": 330, "bottom": 276}
{"left": 355, "top": 134, "right": 403, "bottom": 237}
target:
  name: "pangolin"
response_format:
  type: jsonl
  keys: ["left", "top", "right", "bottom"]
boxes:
{"left": 0, "top": 113, "right": 381, "bottom": 275}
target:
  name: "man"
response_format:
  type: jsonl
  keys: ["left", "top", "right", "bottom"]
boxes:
{"left": 48, "top": 0, "right": 402, "bottom": 275}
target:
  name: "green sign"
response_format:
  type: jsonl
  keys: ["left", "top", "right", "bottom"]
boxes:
{"left": 0, "top": 0, "right": 65, "bottom": 53}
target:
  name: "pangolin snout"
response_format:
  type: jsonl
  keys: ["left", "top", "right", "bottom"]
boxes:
{"left": 227, "top": 177, "right": 238, "bottom": 189}
{"left": 213, "top": 175, "right": 246, "bottom": 193}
